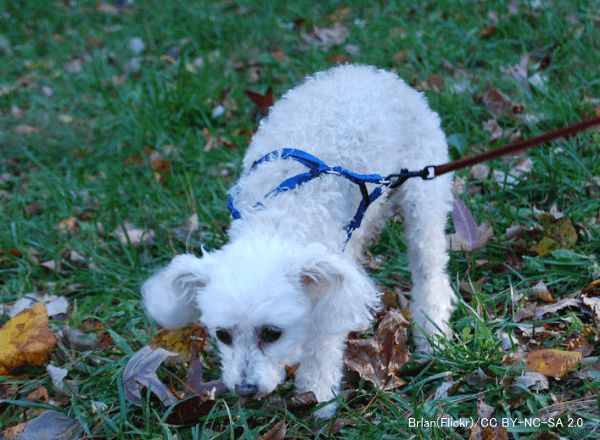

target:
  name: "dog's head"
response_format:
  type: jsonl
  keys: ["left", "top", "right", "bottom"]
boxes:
{"left": 141, "top": 237, "right": 378, "bottom": 398}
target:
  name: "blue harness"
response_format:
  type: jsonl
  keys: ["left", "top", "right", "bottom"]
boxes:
{"left": 227, "top": 149, "right": 434, "bottom": 242}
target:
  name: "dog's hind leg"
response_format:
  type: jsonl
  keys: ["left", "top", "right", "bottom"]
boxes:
{"left": 397, "top": 173, "right": 455, "bottom": 351}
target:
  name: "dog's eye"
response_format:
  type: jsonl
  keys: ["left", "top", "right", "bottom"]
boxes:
{"left": 216, "top": 329, "right": 233, "bottom": 345}
{"left": 260, "top": 326, "right": 282, "bottom": 343}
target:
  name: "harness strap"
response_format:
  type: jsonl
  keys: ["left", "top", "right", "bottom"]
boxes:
{"left": 227, "top": 148, "right": 398, "bottom": 241}
{"left": 227, "top": 114, "right": 600, "bottom": 244}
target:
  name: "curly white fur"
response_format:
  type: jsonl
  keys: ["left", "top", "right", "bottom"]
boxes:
{"left": 142, "top": 65, "right": 456, "bottom": 417}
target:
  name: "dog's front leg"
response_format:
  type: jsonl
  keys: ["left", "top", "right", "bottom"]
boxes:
{"left": 294, "top": 332, "right": 347, "bottom": 418}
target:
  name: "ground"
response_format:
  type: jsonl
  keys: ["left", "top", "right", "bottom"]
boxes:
{"left": 0, "top": 1, "right": 599, "bottom": 439}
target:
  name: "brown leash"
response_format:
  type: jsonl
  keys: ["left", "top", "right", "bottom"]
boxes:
{"left": 431, "top": 115, "right": 600, "bottom": 177}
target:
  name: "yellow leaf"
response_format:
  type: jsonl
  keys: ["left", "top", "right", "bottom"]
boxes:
{"left": 0, "top": 302, "right": 57, "bottom": 375}
{"left": 525, "top": 349, "right": 582, "bottom": 378}
{"left": 150, "top": 324, "right": 207, "bottom": 362}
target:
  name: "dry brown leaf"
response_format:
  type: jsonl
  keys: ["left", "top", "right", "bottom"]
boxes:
{"left": 469, "top": 424, "right": 508, "bottom": 440}
{"left": 13, "top": 124, "right": 39, "bottom": 135}
{"left": 482, "top": 85, "right": 512, "bottom": 115}
{"left": 25, "top": 385, "right": 49, "bottom": 402}
{"left": 307, "top": 22, "right": 349, "bottom": 49}
{"left": 122, "top": 345, "right": 178, "bottom": 406}
{"left": 150, "top": 324, "right": 208, "bottom": 362}
{"left": 258, "top": 420, "right": 286, "bottom": 440}
{"left": 581, "top": 295, "right": 600, "bottom": 326}
{"left": 530, "top": 281, "right": 554, "bottom": 303}
{"left": 245, "top": 88, "right": 274, "bottom": 117}
{"left": 483, "top": 118, "right": 503, "bottom": 141}
{"left": 2, "top": 423, "right": 26, "bottom": 440}
{"left": 0, "top": 302, "right": 57, "bottom": 375}
{"left": 4, "top": 410, "right": 81, "bottom": 439}
{"left": 165, "top": 345, "right": 227, "bottom": 425}
{"left": 582, "top": 278, "right": 600, "bottom": 296}
{"left": 525, "top": 349, "right": 582, "bottom": 377}
{"left": 503, "top": 53, "right": 529, "bottom": 87}
{"left": 345, "top": 309, "right": 410, "bottom": 390}
{"left": 421, "top": 75, "right": 446, "bottom": 93}
{"left": 114, "top": 222, "right": 155, "bottom": 246}
{"left": 534, "top": 298, "right": 581, "bottom": 319}
{"left": 57, "top": 216, "right": 79, "bottom": 234}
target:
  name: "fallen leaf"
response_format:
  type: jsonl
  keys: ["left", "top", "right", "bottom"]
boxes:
{"left": 529, "top": 72, "right": 548, "bottom": 91}
{"left": 536, "top": 214, "right": 577, "bottom": 256}
{"left": 7, "top": 410, "right": 81, "bottom": 440}
{"left": 330, "top": 6, "right": 352, "bottom": 21}
{"left": 451, "top": 199, "right": 478, "bottom": 250}
{"left": 534, "top": 298, "right": 581, "bottom": 319}
{"left": 573, "top": 362, "right": 600, "bottom": 380}
{"left": 57, "top": 216, "right": 79, "bottom": 234}
{"left": 483, "top": 118, "right": 503, "bottom": 141}
{"left": 514, "top": 301, "right": 536, "bottom": 322}
{"left": 525, "top": 349, "right": 582, "bottom": 377}
{"left": 503, "top": 53, "right": 529, "bottom": 87}
{"left": 122, "top": 345, "right": 178, "bottom": 406}
{"left": 477, "top": 398, "right": 494, "bottom": 419}
{"left": 258, "top": 420, "right": 286, "bottom": 440}
{"left": 269, "top": 390, "right": 318, "bottom": 414}
{"left": 470, "top": 164, "right": 490, "bottom": 180}
{"left": 306, "top": 22, "right": 349, "bottom": 49}
{"left": 13, "top": 124, "right": 39, "bottom": 135}
{"left": 0, "top": 302, "right": 57, "bottom": 375}
{"left": 114, "top": 222, "right": 155, "bottom": 246}
{"left": 129, "top": 37, "right": 145, "bottom": 54}
{"left": 345, "top": 309, "right": 410, "bottom": 390}
{"left": 26, "top": 200, "right": 43, "bottom": 217}
{"left": 9, "top": 293, "right": 69, "bottom": 318}
{"left": 1, "top": 423, "right": 25, "bottom": 440}
{"left": 58, "top": 114, "right": 73, "bottom": 124}
{"left": 581, "top": 295, "right": 600, "bottom": 326}
{"left": 464, "top": 368, "right": 493, "bottom": 386}
{"left": 478, "top": 26, "right": 497, "bottom": 39}
{"left": 40, "top": 260, "right": 59, "bottom": 272}
{"left": 245, "top": 87, "right": 274, "bottom": 117}
{"left": 421, "top": 75, "right": 446, "bottom": 93}
{"left": 150, "top": 324, "right": 208, "bottom": 362}
{"left": 582, "top": 278, "right": 600, "bottom": 296}
{"left": 25, "top": 385, "right": 49, "bottom": 403}
{"left": 512, "top": 371, "right": 549, "bottom": 391}
{"left": 482, "top": 85, "right": 512, "bottom": 115}
{"left": 469, "top": 423, "right": 508, "bottom": 440}
{"left": 530, "top": 281, "right": 554, "bottom": 303}
{"left": 166, "top": 345, "right": 227, "bottom": 425}
{"left": 63, "top": 59, "right": 82, "bottom": 74}
{"left": 61, "top": 328, "right": 99, "bottom": 350}
{"left": 96, "top": 2, "right": 119, "bottom": 14}
{"left": 434, "top": 379, "right": 455, "bottom": 399}
{"left": 449, "top": 222, "right": 494, "bottom": 252}
{"left": 46, "top": 364, "right": 71, "bottom": 395}
{"left": 505, "top": 224, "right": 528, "bottom": 240}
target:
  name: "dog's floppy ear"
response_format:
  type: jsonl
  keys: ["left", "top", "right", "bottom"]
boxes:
{"left": 300, "top": 251, "right": 380, "bottom": 334}
{"left": 141, "top": 254, "right": 207, "bottom": 329}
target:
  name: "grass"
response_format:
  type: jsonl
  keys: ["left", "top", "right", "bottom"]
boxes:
{"left": 1, "top": 0, "right": 599, "bottom": 438}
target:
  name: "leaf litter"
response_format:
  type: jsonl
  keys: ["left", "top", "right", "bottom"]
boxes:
{"left": 345, "top": 309, "right": 410, "bottom": 390}
{"left": 0, "top": 302, "right": 57, "bottom": 375}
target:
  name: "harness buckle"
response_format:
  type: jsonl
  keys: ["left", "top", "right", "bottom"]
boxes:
{"left": 422, "top": 165, "right": 436, "bottom": 180}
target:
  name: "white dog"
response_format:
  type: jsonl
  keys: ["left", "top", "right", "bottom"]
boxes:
{"left": 142, "top": 65, "right": 455, "bottom": 417}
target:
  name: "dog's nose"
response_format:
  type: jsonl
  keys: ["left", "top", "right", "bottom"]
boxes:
{"left": 234, "top": 383, "right": 258, "bottom": 397}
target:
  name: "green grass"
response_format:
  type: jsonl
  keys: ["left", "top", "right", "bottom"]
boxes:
{"left": 1, "top": 0, "right": 599, "bottom": 438}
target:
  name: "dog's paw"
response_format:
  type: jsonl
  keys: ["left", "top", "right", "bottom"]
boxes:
{"left": 313, "top": 402, "right": 337, "bottom": 419}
